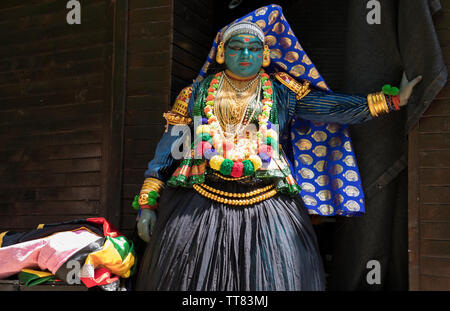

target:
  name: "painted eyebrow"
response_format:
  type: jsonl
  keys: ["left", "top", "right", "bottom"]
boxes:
{"left": 227, "top": 39, "right": 263, "bottom": 46}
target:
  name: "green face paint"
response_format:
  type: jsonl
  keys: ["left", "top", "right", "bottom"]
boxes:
{"left": 225, "top": 34, "right": 264, "bottom": 78}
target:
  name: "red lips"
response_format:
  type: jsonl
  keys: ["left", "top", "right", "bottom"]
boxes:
{"left": 239, "top": 62, "right": 251, "bottom": 66}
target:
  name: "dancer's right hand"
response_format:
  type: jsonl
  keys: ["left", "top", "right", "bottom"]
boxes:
{"left": 137, "top": 209, "right": 157, "bottom": 242}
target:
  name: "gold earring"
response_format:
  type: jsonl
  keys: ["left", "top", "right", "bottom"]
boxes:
{"left": 216, "top": 42, "right": 225, "bottom": 64}
{"left": 262, "top": 45, "right": 271, "bottom": 67}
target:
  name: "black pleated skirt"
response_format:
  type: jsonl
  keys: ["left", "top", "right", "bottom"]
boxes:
{"left": 135, "top": 178, "right": 325, "bottom": 291}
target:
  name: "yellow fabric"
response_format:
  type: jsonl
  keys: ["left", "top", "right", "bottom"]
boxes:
{"left": 0, "top": 231, "right": 7, "bottom": 247}
{"left": 21, "top": 268, "right": 53, "bottom": 278}
{"left": 36, "top": 224, "right": 45, "bottom": 229}
{"left": 84, "top": 239, "right": 135, "bottom": 278}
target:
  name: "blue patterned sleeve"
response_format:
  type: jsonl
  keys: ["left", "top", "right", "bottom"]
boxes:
{"left": 296, "top": 89, "right": 373, "bottom": 124}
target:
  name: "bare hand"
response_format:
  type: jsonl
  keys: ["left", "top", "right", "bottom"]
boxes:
{"left": 399, "top": 72, "right": 422, "bottom": 107}
{"left": 137, "top": 209, "right": 157, "bottom": 242}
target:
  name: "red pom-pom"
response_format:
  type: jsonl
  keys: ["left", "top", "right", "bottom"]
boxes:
{"left": 230, "top": 161, "right": 244, "bottom": 178}
{"left": 206, "top": 94, "right": 214, "bottom": 101}
{"left": 259, "top": 144, "right": 273, "bottom": 157}
{"left": 196, "top": 141, "right": 212, "bottom": 157}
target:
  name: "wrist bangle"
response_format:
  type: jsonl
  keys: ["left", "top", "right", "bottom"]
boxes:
{"left": 392, "top": 95, "right": 401, "bottom": 110}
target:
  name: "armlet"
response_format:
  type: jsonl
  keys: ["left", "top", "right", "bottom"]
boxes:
{"left": 163, "top": 86, "right": 192, "bottom": 130}
{"left": 274, "top": 72, "right": 311, "bottom": 100}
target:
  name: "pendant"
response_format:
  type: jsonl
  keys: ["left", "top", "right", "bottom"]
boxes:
{"left": 237, "top": 91, "right": 242, "bottom": 98}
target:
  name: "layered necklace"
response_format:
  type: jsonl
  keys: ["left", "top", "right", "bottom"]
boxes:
{"left": 195, "top": 70, "right": 278, "bottom": 178}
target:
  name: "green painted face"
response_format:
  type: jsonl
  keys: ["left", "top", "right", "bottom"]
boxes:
{"left": 225, "top": 34, "right": 264, "bottom": 77}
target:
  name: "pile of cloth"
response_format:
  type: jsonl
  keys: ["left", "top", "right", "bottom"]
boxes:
{"left": 0, "top": 218, "right": 137, "bottom": 290}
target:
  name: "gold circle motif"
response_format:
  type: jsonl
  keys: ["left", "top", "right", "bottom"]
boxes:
{"left": 279, "top": 37, "right": 292, "bottom": 49}
{"left": 284, "top": 51, "right": 299, "bottom": 63}
{"left": 317, "top": 190, "right": 332, "bottom": 201}
{"left": 296, "top": 139, "right": 312, "bottom": 150}
{"left": 312, "top": 145, "right": 327, "bottom": 157}
{"left": 270, "top": 49, "right": 282, "bottom": 59}
{"left": 275, "top": 61, "right": 287, "bottom": 70}
{"left": 268, "top": 10, "right": 280, "bottom": 25}
{"left": 316, "top": 81, "right": 328, "bottom": 90}
{"left": 329, "top": 136, "right": 342, "bottom": 148}
{"left": 319, "top": 204, "right": 334, "bottom": 215}
{"left": 265, "top": 35, "right": 277, "bottom": 47}
{"left": 344, "top": 170, "right": 359, "bottom": 181}
{"left": 273, "top": 22, "right": 285, "bottom": 34}
{"left": 315, "top": 175, "right": 330, "bottom": 186}
{"left": 343, "top": 141, "right": 352, "bottom": 152}
{"left": 334, "top": 194, "right": 344, "bottom": 205}
{"left": 343, "top": 155, "right": 356, "bottom": 167}
{"left": 331, "top": 150, "right": 343, "bottom": 161}
{"left": 302, "top": 54, "right": 312, "bottom": 65}
{"left": 344, "top": 186, "right": 360, "bottom": 197}
{"left": 344, "top": 200, "right": 361, "bottom": 211}
{"left": 300, "top": 168, "right": 315, "bottom": 179}
{"left": 331, "top": 178, "right": 343, "bottom": 190}
{"left": 311, "top": 130, "right": 327, "bottom": 142}
{"left": 330, "top": 164, "right": 343, "bottom": 175}
{"left": 255, "top": 19, "right": 266, "bottom": 30}
{"left": 301, "top": 182, "right": 316, "bottom": 193}
{"left": 294, "top": 41, "right": 303, "bottom": 51}
{"left": 314, "top": 160, "right": 327, "bottom": 172}
{"left": 303, "top": 195, "right": 317, "bottom": 206}
{"left": 308, "top": 68, "right": 320, "bottom": 79}
{"left": 326, "top": 124, "right": 340, "bottom": 133}
{"left": 290, "top": 64, "right": 305, "bottom": 77}
{"left": 298, "top": 154, "right": 313, "bottom": 165}
{"left": 295, "top": 126, "right": 311, "bottom": 136}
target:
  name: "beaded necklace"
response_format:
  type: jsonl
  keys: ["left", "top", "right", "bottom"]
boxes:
{"left": 195, "top": 70, "right": 279, "bottom": 178}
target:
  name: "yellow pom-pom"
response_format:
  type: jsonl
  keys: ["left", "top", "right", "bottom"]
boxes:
{"left": 249, "top": 155, "right": 262, "bottom": 171}
{"left": 209, "top": 155, "right": 224, "bottom": 171}
{"left": 266, "top": 129, "right": 278, "bottom": 139}
{"left": 196, "top": 125, "right": 210, "bottom": 135}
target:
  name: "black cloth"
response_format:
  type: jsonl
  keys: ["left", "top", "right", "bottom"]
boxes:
{"left": 329, "top": 0, "right": 447, "bottom": 290}
{"left": 136, "top": 177, "right": 325, "bottom": 291}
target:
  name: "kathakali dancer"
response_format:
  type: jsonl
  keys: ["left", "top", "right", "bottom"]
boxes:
{"left": 134, "top": 5, "right": 421, "bottom": 290}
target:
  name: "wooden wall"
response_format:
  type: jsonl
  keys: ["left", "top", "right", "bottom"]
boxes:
{"left": 408, "top": 0, "right": 450, "bottom": 291}
{"left": 120, "top": 0, "right": 173, "bottom": 235}
{"left": 0, "top": 0, "right": 115, "bottom": 231}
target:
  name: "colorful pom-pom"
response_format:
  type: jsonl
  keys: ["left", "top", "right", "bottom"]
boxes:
{"left": 148, "top": 190, "right": 159, "bottom": 199}
{"left": 242, "top": 160, "right": 254, "bottom": 176}
{"left": 259, "top": 152, "right": 271, "bottom": 163}
{"left": 203, "top": 148, "right": 217, "bottom": 160}
{"left": 220, "top": 159, "right": 234, "bottom": 175}
{"left": 202, "top": 117, "right": 209, "bottom": 124}
{"left": 196, "top": 141, "right": 212, "bottom": 157}
{"left": 249, "top": 155, "right": 262, "bottom": 171}
{"left": 230, "top": 161, "right": 244, "bottom": 178}
{"left": 209, "top": 155, "right": 224, "bottom": 171}
{"left": 200, "top": 133, "right": 212, "bottom": 142}
{"left": 259, "top": 144, "right": 273, "bottom": 156}
{"left": 147, "top": 198, "right": 157, "bottom": 206}
{"left": 132, "top": 195, "right": 140, "bottom": 210}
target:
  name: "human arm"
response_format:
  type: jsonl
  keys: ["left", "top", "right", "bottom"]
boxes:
{"left": 134, "top": 86, "right": 193, "bottom": 242}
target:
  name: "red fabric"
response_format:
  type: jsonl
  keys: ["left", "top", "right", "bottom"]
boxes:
{"left": 86, "top": 218, "right": 120, "bottom": 238}
{"left": 81, "top": 267, "right": 119, "bottom": 288}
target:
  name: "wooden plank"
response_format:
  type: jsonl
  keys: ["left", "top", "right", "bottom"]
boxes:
{"left": 0, "top": 200, "right": 100, "bottom": 216}
{"left": 420, "top": 257, "right": 450, "bottom": 276}
{"left": 127, "top": 94, "right": 170, "bottom": 111}
{"left": 421, "top": 222, "right": 450, "bottom": 240}
{"left": 420, "top": 204, "right": 450, "bottom": 221}
{"left": 419, "top": 116, "right": 450, "bottom": 133}
{"left": 421, "top": 239, "right": 450, "bottom": 258}
{"left": 419, "top": 133, "right": 450, "bottom": 151}
{"left": 420, "top": 186, "right": 450, "bottom": 204}
{"left": 100, "top": 0, "right": 128, "bottom": 227}
{"left": 419, "top": 275, "right": 450, "bottom": 291}
{"left": 0, "top": 172, "right": 101, "bottom": 188}
{"left": 129, "top": 6, "right": 171, "bottom": 25}
{"left": 419, "top": 168, "right": 450, "bottom": 185}
{"left": 419, "top": 151, "right": 450, "bottom": 167}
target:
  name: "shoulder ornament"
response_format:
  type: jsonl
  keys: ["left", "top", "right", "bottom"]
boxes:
{"left": 163, "top": 86, "right": 193, "bottom": 131}
{"left": 274, "top": 72, "right": 311, "bottom": 100}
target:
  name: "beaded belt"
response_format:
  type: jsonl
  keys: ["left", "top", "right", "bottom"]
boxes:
{"left": 193, "top": 183, "right": 277, "bottom": 206}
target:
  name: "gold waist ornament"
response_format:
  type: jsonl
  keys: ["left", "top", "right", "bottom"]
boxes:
{"left": 193, "top": 183, "right": 277, "bottom": 206}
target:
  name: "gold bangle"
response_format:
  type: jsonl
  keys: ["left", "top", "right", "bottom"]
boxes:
{"left": 379, "top": 93, "right": 389, "bottom": 113}
{"left": 367, "top": 94, "right": 377, "bottom": 117}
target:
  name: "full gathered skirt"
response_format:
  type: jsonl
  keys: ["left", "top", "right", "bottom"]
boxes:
{"left": 135, "top": 179, "right": 325, "bottom": 291}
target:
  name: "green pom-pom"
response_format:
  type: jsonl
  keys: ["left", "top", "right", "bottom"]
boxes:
{"left": 132, "top": 195, "right": 140, "bottom": 210}
{"left": 147, "top": 198, "right": 157, "bottom": 206}
{"left": 382, "top": 84, "right": 400, "bottom": 96}
{"left": 242, "top": 160, "right": 254, "bottom": 176}
{"left": 265, "top": 137, "right": 274, "bottom": 146}
{"left": 148, "top": 190, "right": 159, "bottom": 199}
{"left": 199, "top": 133, "right": 212, "bottom": 142}
{"left": 220, "top": 159, "right": 234, "bottom": 176}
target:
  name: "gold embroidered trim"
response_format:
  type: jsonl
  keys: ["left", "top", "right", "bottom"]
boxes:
{"left": 274, "top": 72, "right": 311, "bottom": 100}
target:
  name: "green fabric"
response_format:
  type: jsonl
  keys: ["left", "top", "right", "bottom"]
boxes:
{"left": 107, "top": 235, "right": 134, "bottom": 261}
{"left": 19, "top": 270, "right": 56, "bottom": 287}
